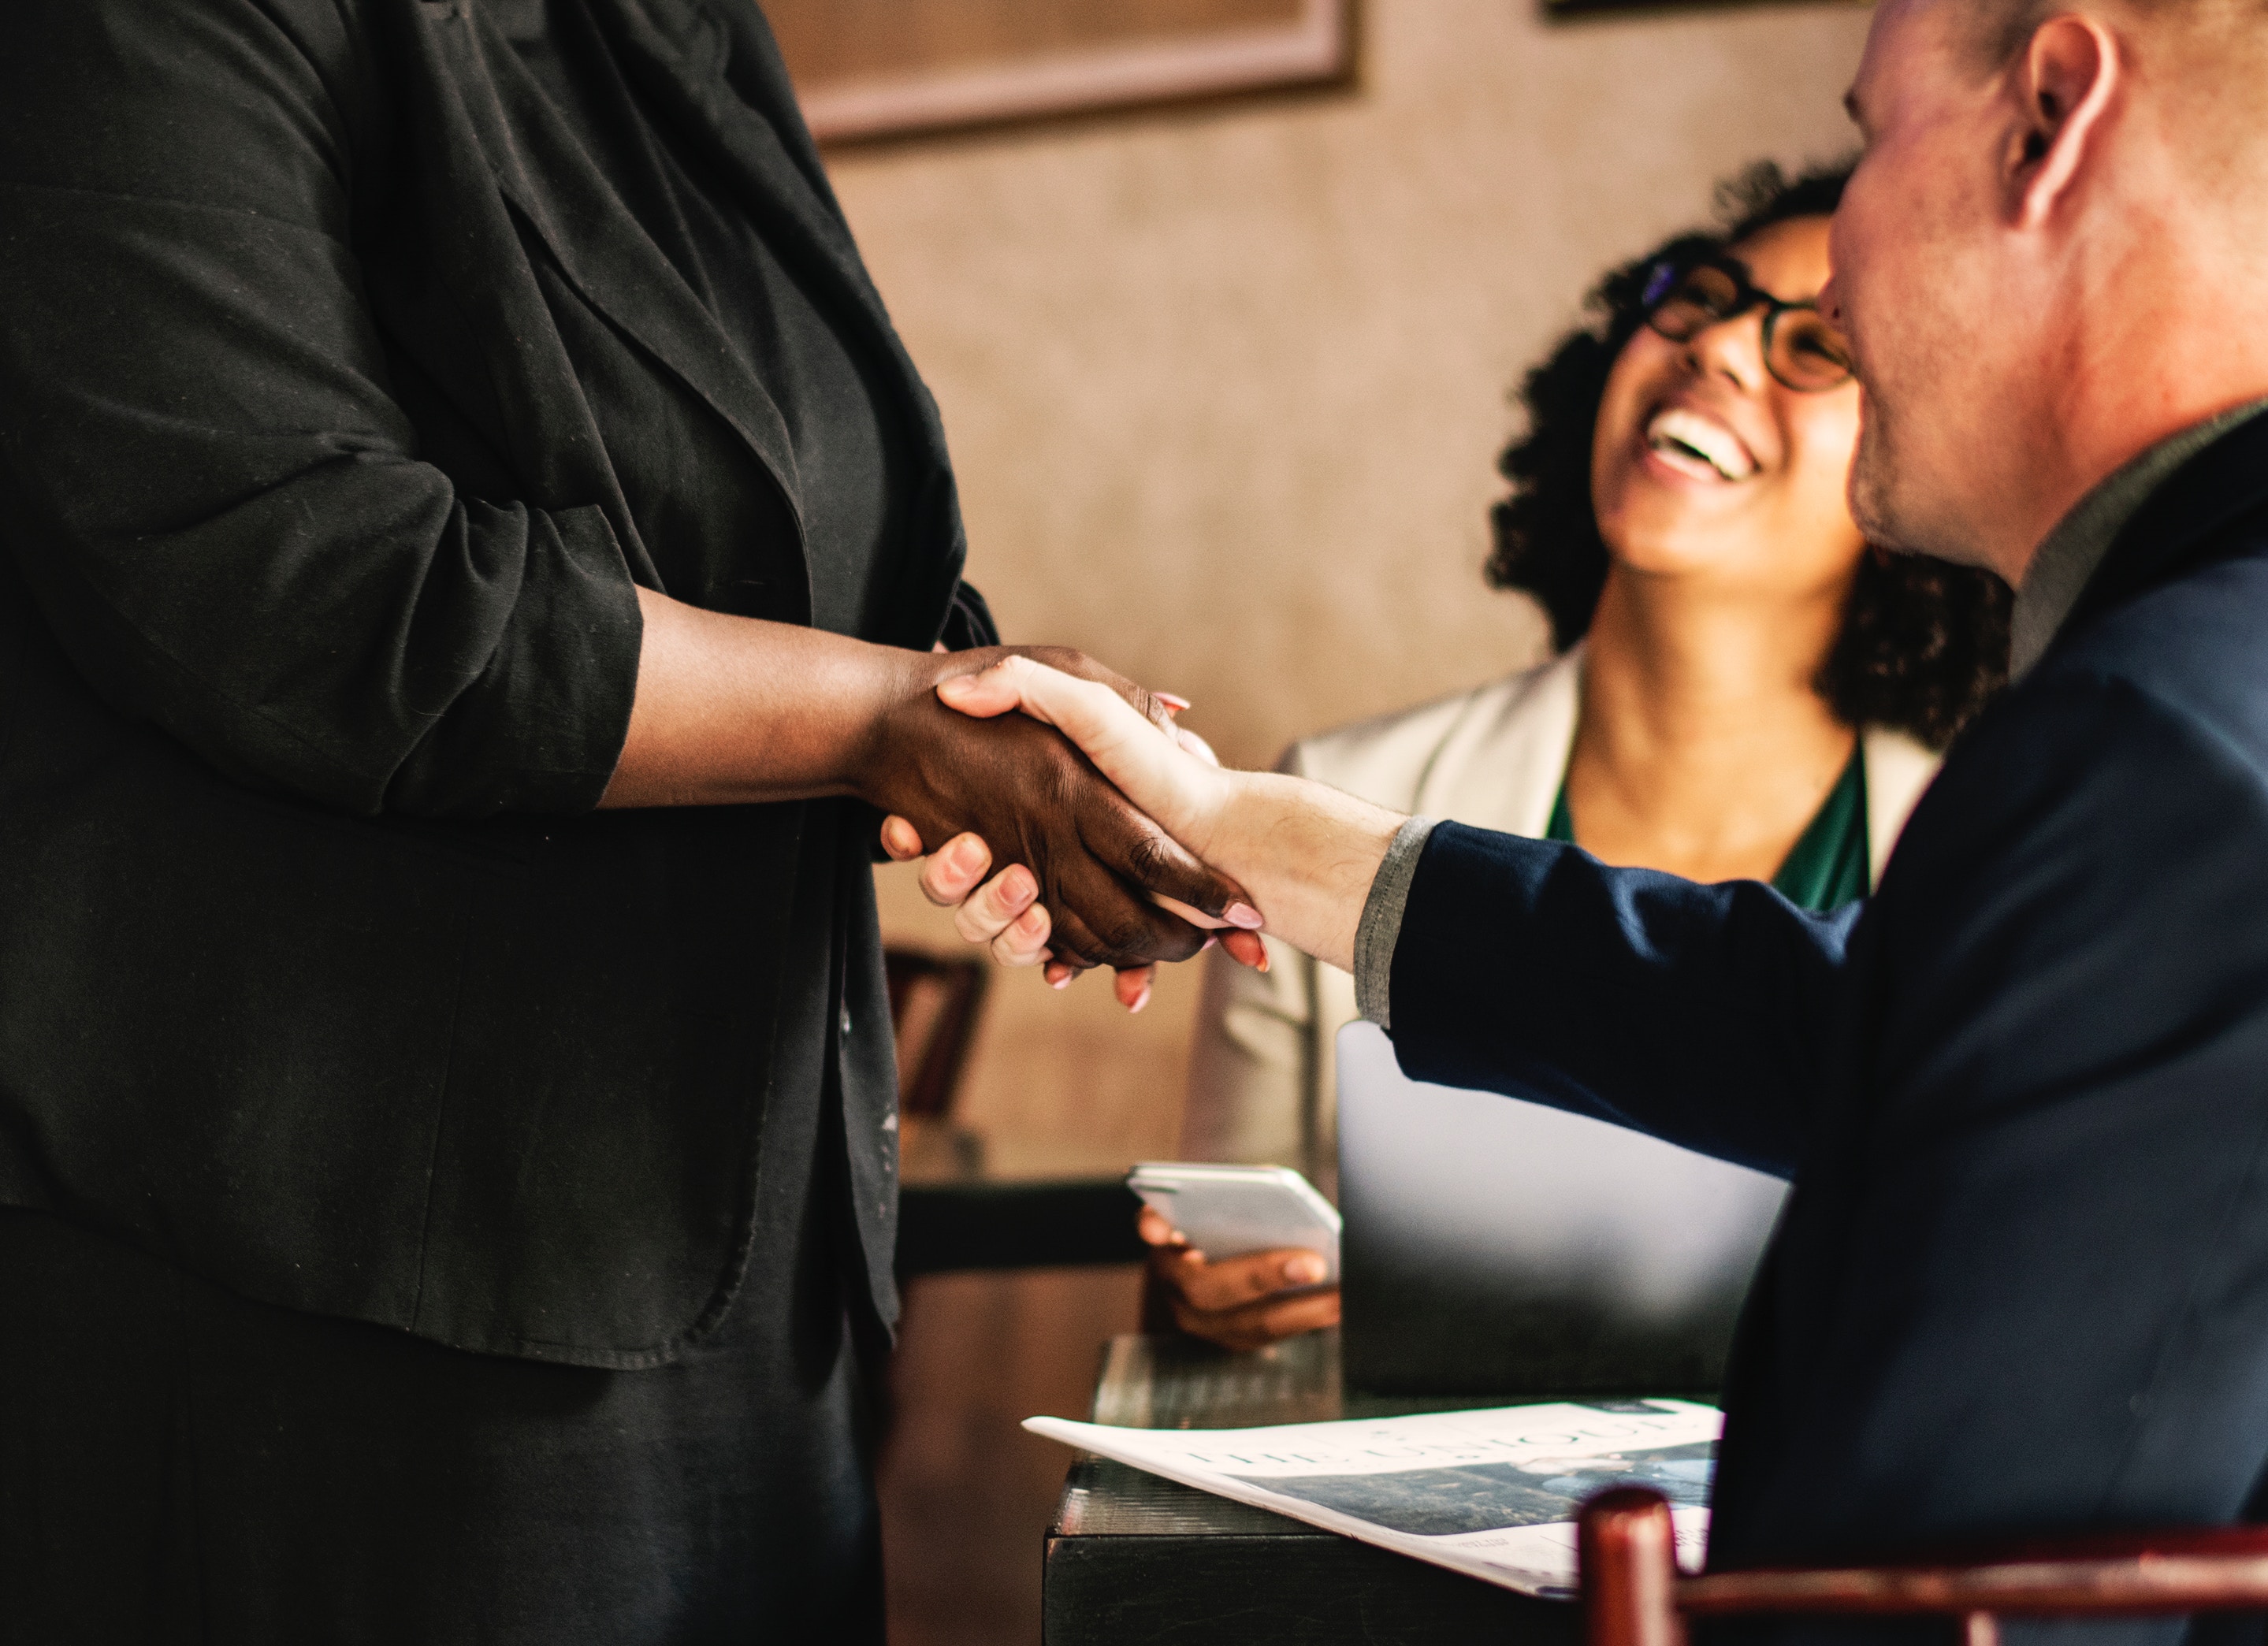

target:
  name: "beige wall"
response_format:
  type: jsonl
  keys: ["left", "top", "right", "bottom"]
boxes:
{"left": 838, "top": 0, "right": 1874, "bottom": 1176}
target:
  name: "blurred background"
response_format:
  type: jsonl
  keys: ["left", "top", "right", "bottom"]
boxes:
{"left": 766, "top": 2, "right": 1872, "bottom": 1637}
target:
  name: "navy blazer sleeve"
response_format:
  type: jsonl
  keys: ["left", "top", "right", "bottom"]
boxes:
{"left": 0, "top": 0, "right": 643, "bottom": 818}
{"left": 1389, "top": 827, "right": 1857, "bottom": 1177}
{"left": 1390, "top": 659, "right": 2268, "bottom": 1558}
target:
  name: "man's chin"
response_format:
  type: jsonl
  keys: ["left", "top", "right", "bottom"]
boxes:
{"left": 1850, "top": 430, "right": 1988, "bottom": 567}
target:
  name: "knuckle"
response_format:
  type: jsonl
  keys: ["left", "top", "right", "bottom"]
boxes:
{"left": 953, "top": 898, "right": 998, "bottom": 943}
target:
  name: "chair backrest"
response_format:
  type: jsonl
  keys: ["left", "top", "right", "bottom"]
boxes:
{"left": 883, "top": 948, "right": 990, "bottom": 1120}
{"left": 1578, "top": 1487, "right": 2268, "bottom": 1646}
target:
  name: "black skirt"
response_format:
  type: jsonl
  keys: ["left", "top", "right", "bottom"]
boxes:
{"left": 0, "top": 1198, "right": 885, "bottom": 1644}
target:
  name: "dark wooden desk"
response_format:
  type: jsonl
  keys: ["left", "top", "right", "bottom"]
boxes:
{"left": 1042, "top": 1330, "right": 1588, "bottom": 1645}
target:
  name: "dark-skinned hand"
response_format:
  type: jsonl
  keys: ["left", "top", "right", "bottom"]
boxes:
{"left": 1137, "top": 1205, "right": 1340, "bottom": 1353}
{"left": 861, "top": 645, "right": 1259, "bottom": 972}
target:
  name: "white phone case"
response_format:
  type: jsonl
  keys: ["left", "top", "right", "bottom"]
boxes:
{"left": 1126, "top": 1161, "right": 1341, "bottom": 1283}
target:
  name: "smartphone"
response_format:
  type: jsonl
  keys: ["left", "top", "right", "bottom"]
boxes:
{"left": 1126, "top": 1161, "right": 1341, "bottom": 1284}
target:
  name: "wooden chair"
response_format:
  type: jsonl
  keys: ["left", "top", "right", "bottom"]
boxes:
{"left": 885, "top": 946, "right": 1148, "bottom": 1275}
{"left": 883, "top": 947, "right": 989, "bottom": 1122}
{"left": 1579, "top": 1488, "right": 2268, "bottom": 1646}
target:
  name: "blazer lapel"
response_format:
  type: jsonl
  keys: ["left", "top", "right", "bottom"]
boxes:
{"left": 423, "top": 2, "right": 808, "bottom": 534}
{"left": 593, "top": 0, "right": 972, "bottom": 648}
{"left": 592, "top": 0, "right": 927, "bottom": 425}
{"left": 1411, "top": 647, "right": 1583, "bottom": 837}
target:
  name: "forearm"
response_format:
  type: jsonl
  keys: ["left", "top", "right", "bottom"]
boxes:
{"left": 1198, "top": 771, "right": 1404, "bottom": 974}
{"left": 600, "top": 587, "right": 925, "bottom": 808}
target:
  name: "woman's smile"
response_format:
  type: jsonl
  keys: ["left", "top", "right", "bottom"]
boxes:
{"left": 1643, "top": 402, "right": 1760, "bottom": 484}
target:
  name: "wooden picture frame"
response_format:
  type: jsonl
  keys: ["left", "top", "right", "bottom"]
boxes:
{"left": 1542, "top": 0, "right": 1730, "bottom": 13}
{"left": 766, "top": 0, "right": 1359, "bottom": 147}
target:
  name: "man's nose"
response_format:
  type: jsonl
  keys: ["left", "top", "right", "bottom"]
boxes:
{"left": 1817, "top": 273, "right": 1845, "bottom": 329}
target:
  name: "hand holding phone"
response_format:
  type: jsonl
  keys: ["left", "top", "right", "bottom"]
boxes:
{"left": 1126, "top": 1161, "right": 1340, "bottom": 1285}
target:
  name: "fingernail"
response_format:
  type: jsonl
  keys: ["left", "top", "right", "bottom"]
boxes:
{"left": 1200, "top": 934, "right": 1218, "bottom": 952}
{"left": 1225, "top": 902, "right": 1264, "bottom": 930}
{"left": 1128, "top": 983, "right": 1151, "bottom": 1013}
{"left": 1284, "top": 1254, "right": 1327, "bottom": 1285}
{"left": 1050, "top": 970, "right": 1073, "bottom": 990}
{"left": 1157, "top": 692, "right": 1192, "bottom": 713}
{"left": 1003, "top": 865, "right": 1036, "bottom": 905}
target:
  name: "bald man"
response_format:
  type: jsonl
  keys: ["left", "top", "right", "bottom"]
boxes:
{"left": 1404, "top": 0, "right": 2268, "bottom": 1583}
{"left": 913, "top": 0, "right": 2268, "bottom": 1606}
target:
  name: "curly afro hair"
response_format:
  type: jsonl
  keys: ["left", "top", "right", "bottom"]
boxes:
{"left": 1484, "top": 162, "right": 2010, "bottom": 749}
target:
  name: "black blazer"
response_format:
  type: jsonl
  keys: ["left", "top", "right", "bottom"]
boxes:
{"left": 1389, "top": 414, "right": 2268, "bottom": 1573}
{"left": 0, "top": 0, "right": 987, "bottom": 1366}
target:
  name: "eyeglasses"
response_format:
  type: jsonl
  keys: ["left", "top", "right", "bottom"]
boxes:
{"left": 1639, "top": 256, "right": 1855, "bottom": 394}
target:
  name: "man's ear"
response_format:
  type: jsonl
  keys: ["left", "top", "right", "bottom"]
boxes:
{"left": 2006, "top": 14, "right": 2122, "bottom": 229}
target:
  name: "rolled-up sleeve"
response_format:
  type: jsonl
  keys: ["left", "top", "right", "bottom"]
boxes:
{"left": 0, "top": 0, "right": 641, "bottom": 818}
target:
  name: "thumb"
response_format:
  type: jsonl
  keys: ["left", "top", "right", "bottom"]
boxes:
{"left": 934, "top": 663, "right": 1024, "bottom": 720}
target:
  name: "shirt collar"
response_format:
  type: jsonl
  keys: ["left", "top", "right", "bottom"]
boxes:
{"left": 2009, "top": 397, "right": 2268, "bottom": 679}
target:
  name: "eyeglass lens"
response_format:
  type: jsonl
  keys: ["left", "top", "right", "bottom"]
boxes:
{"left": 1646, "top": 263, "right": 1853, "bottom": 393}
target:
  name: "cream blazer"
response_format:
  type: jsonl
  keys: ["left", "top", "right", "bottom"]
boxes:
{"left": 1179, "top": 645, "right": 1943, "bottom": 1187}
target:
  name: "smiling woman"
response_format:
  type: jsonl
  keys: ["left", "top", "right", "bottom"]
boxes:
{"left": 1499, "top": 164, "right": 2009, "bottom": 751}
{"left": 894, "top": 164, "right": 2012, "bottom": 1354}
{"left": 1138, "top": 161, "right": 2013, "bottom": 1350}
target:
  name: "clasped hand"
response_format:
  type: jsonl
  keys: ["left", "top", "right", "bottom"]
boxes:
{"left": 879, "top": 655, "right": 1272, "bottom": 1005}
{"left": 890, "top": 655, "right": 1407, "bottom": 1351}
{"left": 868, "top": 647, "right": 1266, "bottom": 990}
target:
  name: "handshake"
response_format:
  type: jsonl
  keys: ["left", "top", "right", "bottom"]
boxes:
{"left": 868, "top": 647, "right": 1404, "bottom": 1351}
{"left": 867, "top": 648, "right": 1278, "bottom": 1009}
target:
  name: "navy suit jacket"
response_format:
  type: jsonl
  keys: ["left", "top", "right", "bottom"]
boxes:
{"left": 1391, "top": 412, "right": 2268, "bottom": 1582}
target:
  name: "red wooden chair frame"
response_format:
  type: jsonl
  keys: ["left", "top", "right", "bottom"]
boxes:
{"left": 1580, "top": 1487, "right": 2268, "bottom": 1646}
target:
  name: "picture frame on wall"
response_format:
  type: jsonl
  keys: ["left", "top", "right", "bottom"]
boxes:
{"left": 1541, "top": 0, "right": 1724, "bottom": 12}
{"left": 765, "top": 0, "right": 1359, "bottom": 147}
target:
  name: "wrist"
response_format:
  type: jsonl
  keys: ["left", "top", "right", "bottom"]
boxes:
{"left": 1178, "top": 764, "right": 1257, "bottom": 869}
{"left": 844, "top": 645, "right": 969, "bottom": 809}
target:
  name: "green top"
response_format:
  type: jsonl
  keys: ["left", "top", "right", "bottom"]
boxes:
{"left": 1545, "top": 745, "right": 1870, "bottom": 913}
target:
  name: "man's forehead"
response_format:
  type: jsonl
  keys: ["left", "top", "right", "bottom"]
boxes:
{"left": 1846, "top": 0, "right": 1962, "bottom": 129}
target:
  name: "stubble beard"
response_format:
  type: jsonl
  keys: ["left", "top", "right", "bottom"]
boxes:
{"left": 1848, "top": 389, "right": 1985, "bottom": 567}
{"left": 1847, "top": 406, "right": 1913, "bottom": 552}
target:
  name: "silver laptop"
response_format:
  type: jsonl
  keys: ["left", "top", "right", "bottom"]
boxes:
{"left": 1335, "top": 1021, "right": 1787, "bottom": 1395}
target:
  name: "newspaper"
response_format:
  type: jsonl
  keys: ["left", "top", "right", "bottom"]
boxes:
{"left": 1027, "top": 1397, "right": 1717, "bottom": 1599}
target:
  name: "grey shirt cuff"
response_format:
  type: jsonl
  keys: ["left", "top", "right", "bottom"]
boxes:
{"left": 1354, "top": 817, "right": 1437, "bottom": 1030}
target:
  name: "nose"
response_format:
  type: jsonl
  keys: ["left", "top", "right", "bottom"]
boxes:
{"left": 1682, "top": 308, "right": 1768, "bottom": 393}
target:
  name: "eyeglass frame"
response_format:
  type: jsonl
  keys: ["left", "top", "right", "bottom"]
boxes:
{"left": 1638, "top": 255, "right": 1854, "bottom": 395}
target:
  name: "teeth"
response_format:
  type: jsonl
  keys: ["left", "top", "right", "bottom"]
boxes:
{"left": 1646, "top": 408, "right": 1755, "bottom": 481}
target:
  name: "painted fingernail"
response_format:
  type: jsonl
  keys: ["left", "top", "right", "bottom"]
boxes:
{"left": 1225, "top": 903, "right": 1264, "bottom": 930}
{"left": 1284, "top": 1254, "right": 1327, "bottom": 1285}
{"left": 1128, "top": 982, "right": 1152, "bottom": 1013}
{"left": 1156, "top": 692, "right": 1192, "bottom": 713}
